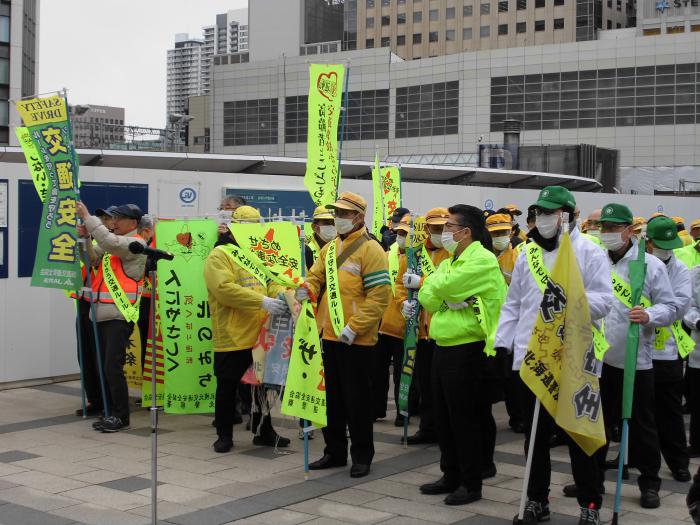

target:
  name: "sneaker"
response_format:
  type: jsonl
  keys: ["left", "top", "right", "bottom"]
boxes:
{"left": 577, "top": 505, "right": 600, "bottom": 525}
{"left": 91, "top": 417, "right": 105, "bottom": 430}
{"left": 99, "top": 416, "right": 130, "bottom": 433}
{"left": 513, "top": 500, "right": 550, "bottom": 525}
{"left": 253, "top": 433, "right": 291, "bottom": 448}
{"left": 213, "top": 436, "right": 233, "bottom": 453}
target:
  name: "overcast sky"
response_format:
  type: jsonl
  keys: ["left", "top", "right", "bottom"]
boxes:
{"left": 39, "top": 0, "right": 247, "bottom": 129}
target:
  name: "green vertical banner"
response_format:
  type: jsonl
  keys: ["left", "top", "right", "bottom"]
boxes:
{"left": 155, "top": 219, "right": 218, "bottom": 414}
{"left": 15, "top": 95, "right": 81, "bottom": 291}
{"left": 371, "top": 154, "right": 384, "bottom": 239}
{"left": 622, "top": 239, "right": 647, "bottom": 419}
{"left": 282, "top": 302, "right": 327, "bottom": 428}
{"left": 304, "top": 63, "right": 346, "bottom": 207}
{"left": 381, "top": 166, "right": 402, "bottom": 220}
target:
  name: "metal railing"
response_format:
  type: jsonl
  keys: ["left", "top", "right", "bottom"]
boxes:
{"left": 71, "top": 121, "right": 187, "bottom": 152}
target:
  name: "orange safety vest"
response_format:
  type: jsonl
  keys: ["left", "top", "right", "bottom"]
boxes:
{"left": 90, "top": 237, "right": 145, "bottom": 306}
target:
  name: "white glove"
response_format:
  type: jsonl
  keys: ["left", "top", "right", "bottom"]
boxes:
{"left": 401, "top": 300, "right": 418, "bottom": 319}
{"left": 402, "top": 272, "right": 421, "bottom": 289}
{"left": 445, "top": 301, "right": 469, "bottom": 310}
{"left": 339, "top": 325, "right": 357, "bottom": 345}
{"left": 295, "top": 287, "right": 309, "bottom": 302}
{"left": 262, "top": 296, "right": 288, "bottom": 314}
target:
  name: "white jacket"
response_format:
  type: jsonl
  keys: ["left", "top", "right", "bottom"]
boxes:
{"left": 602, "top": 241, "right": 677, "bottom": 371}
{"left": 494, "top": 227, "right": 613, "bottom": 372}
{"left": 686, "top": 267, "right": 700, "bottom": 369}
{"left": 652, "top": 254, "right": 691, "bottom": 361}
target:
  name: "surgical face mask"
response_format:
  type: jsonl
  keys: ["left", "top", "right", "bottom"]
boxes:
{"left": 441, "top": 229, "right": 465, "bottom": 254}
{"left": 587, "top": 229, "right": 600, "bottom": 239}
{"left": 535, "top": 214, "right": 560, "bottom": 239}
{"left": 396, "top": 235, "right": 407, "bottom": 249}
{"left": 334, "top": 217, "right": 355, "bottom": 235}
{"left": 318, "top": 225, "right": 337, "bottom": 243}
{"left": 600, "top": 231, "right": 626, "bottom": 252}
{"left": 652, "top": 247, "right": 672, "bottom": 261}
{"left": 492, "top": 236, "right": 510, "bottom": 252}
{"left": 430, "top": 233, "right": 443, "bottom": 248}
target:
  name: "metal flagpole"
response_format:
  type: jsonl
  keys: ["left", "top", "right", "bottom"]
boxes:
{"left": 298, "top": 217, "right": 311, "bottom": 480}
{"left": 74, "top": 301, "right": 87, "bottom": 418}
{"left": 516, "top": 399, "right": 541, "bottom": 523}
{"left": 148, "top": 267, "right": 159, "bottom": 525}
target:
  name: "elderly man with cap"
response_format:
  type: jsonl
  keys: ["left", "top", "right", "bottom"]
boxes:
{"left": 495, "top": 186, "right": 612, "bottom": 525}
{"left": 645, "top": 216, "right": 693, "bottom": 482}
{"left": 691, "top": 219, "right": 700, "bottom": 242}
{"left": 381, "top": 207, "right": 410, "bottom": 250}
{"left": 299, "top": 192, "right": 391, "bottom": 478}
{"left": 596, "top": 203, "right": 677, "bottom": 508}
{"left": 76, "top": 203, "right": 147, "bottom": 433}
{"left": 403, "top": 208, "right": 451, "bottom": 445}
{"left": 305, "top": 205, "right": 336, "bottom": 268}
{"left": 204, "top": 205, "right": 291, "bottom": 453}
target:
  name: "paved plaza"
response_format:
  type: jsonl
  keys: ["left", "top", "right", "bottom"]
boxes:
{"left": 0, "top": 380, "right": 695, "bottom": 525}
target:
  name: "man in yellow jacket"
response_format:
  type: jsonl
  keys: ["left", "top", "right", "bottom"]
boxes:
{"left": 298, "top": 192, "right": 391, "bottom": 478}
{"left": 204, "top": 206, "right": 291, "bottom": 453}
{"left": 486, "top": 213, "right": 519, "bottom": 285}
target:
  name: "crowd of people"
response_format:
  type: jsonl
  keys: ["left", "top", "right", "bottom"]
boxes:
{"left": 70, "top": 187, "right": 700, "bottom": 525}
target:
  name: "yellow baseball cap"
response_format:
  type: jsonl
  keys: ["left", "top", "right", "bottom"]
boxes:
{"left": 504, "top": 204, "right": 522, "bottom": 216}
{"left": 486, "top": 213, "right": 513, "bottom": 233}
{"left": 232, "top": 205, "right": 261, "bottom": 222}
{"left": 672, "top": 216, "right": 685, "bottom": 225}
{"left": 312, "top": 205, "right": 334, "bottom": 220}
{"left": 425, "top": 207, "right": 449, "bottom": 225}
{"left": 393, "top": 214, "right": 411, "bottom": 233}
{"left": 690, "top": 219, "right": 700, "bottom": 230}
{"left": 632, "top": 216, "right": 646, "bottom": 232}
{"left": 325, "top": 191, "right": 367, "bottom": 214}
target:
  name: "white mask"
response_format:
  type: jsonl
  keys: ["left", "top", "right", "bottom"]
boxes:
{"left": 652, "top": 247, "right": 672, "bottom": 261}
{"left": 600, "top": 232, "right": 626, "bottom": 252}
{"left": 535, "top": 214, "right": 560, "bottom": 239}
{"left": 334, "top": 217, "right": 355, "bottom": 235}
{"left": 587, "top": 229, "right": 600, "bottom": 239}
{"left": 430, "top": 233, "right": 443, "bottom": 248}
{"left": 492, "top": 236, "right": 510, "bottom": 252}
{"left": 318, "top": 225, "right": 337, "bottom": 243}
{"left": 396, "top": 236, "right": 407, "bottom": 249}
{"left": 441, "top": 230, "right": 460, "bottom": 254}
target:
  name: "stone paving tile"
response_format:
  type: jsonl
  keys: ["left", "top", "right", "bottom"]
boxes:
{"left": 76, "top": 455, "right": 153, "bottom": 476}
{"left": 11, "top": 456, "right": 98, "bottom": 477}
{"left": 50, "top": 502, "right": 152, "bottom": 525}
{"left": 128, "top": 500, "right": 200, "bottom": 520}
{"left": 242, "top": 508, "right": 318, "bottom": 524}
{"left": 0, "top": 478, "right": 18, "bottom": 490}
{"left": 99, "top": 475, "right": 161, "bottom": 493}
{"left": 0, "top": 485, "right": 83, "bottom": 511}
{"left": 60, "top": 485, "right": 152, "bottom": 511}
{"left": 207, "top": 480, "right": 273, "bottom": 501}
{"left": 0, "top": 450, "right": 41, "bottom": 463}
{"left": 25, "top": 444, "right": 105, "bottom": 462}
{"left": 1, "top": 470, "right": 88, "bottom": 494}
{"left": 156, "top": 454, "right": 233, "bottom": 474}
{"left": 0, "top": 461, "right": 28, "bottom": 476}
{"left": 320, "top": 487, "right": 385, "bottom": 506}
{"left": 0, "top": 501, "right": 77, "bottom": 525}
{"left": 286, "top": 499, "right": 395, "bottom": 524}
{"left": 353, "top": 478, "right": 447, "bottom": 505}
{"left": 363, "top": 495, "right": 476, "bottom": 523}
{"left": 68, "top": 469, "right": 130, "bottom": 484}
{"left": 621, "top": 511, "right": 690, "bottom": 525}
{"left": 166, "top": 499, "right": 276, "bottom": 525}
{"left": 156, "top": 468, "right": 234, "bottom": 490}
{"left": 133, "top": 483, "right": 234, "bottom": 509}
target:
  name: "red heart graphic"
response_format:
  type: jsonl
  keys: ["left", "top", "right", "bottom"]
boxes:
{"left": 317, "top": 72, "right": 338, "bottom": 101}
{"left": 176, "top": 232, "right": 192, "bottom": 249}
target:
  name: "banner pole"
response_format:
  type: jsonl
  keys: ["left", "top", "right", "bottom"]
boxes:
{"left": 517, "top": 398, "right": 541, "bottom": 523}
{"left": 74, "top": 301, "right": 87, "bottom": 418}
{"left": 148, "top": 268, "right": 159, "bottom": 525}
{"left": 611, "top": 420, "right": 629, "bottom": 525}
{"left": 335, "top": 63, "right": 350, "bottom": 199}
{"left": 299, "top": 220, "right": 311, "bottom": 480}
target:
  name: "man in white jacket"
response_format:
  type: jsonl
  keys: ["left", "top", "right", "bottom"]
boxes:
{"left": 494, "top": 186, "right": 613, "bottom": 525}
{"left": 597, "top": 203, "right": 677, "bottom": 509}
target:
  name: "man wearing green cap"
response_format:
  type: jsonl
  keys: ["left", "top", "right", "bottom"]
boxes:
{"left": 646, "top": 216, "right": 693, "bottom": 482}
{"left": 597, "top": 203, "right": 677, "bottom": 509}
{"left": 495, "top": 186, "right": 613, "bottom": 525}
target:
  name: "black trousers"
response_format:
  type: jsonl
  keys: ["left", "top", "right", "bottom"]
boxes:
{"left": 97, "top": 319, "right": 133, "bottom": 420}
{"left": 416, "top": 339, "right": 437, "bottom": 436}
{"left": 599, "top": 363, "right": 661, "bottom": 491}
{"left": 518, "top": 376, "right": 603, "bottom": 508}
{"left": 433, "top": 342, "right": 487, "bottom": 491}
{"left": 76, "top": 300, "right": 103, "bottom": 408}
{"left": 322, "top": 340, "right": 375, "bottom": 465}
{"left": 481, "top": 397, "right": 497, "bottom": 473}
{"left": 372, "top": 334, "right": 404, "bottom": 419}
{"left": 504, "top": 355, "right": 524, "bottom": 428}
{"left": 213, "top": 350, "right": 272, "bottom": 439}
{"left": 653, "top": 359, "right": 689, "bottom": 472}
{"left": 137, "top": 295, "right": 152, "bottom": 370}
{"left": 688, "top": 367, "right": 700, "bottom": 449}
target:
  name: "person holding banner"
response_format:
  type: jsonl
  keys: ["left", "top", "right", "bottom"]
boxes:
{"left": 76, "top": 203, "right": 147, "bottom": 433}
{"left": 494, "top": 187, "right": 612, "bottom": 524}
{"left": 597, "top": 203, "right": 677, "bottom": 509}
{"left": 305, "top": 205, "right": 336, "bottom": 268}
{"left": 404, "top": 208, "right": 450, "bottom": 446}
{"left": 644, "top": 216, "right": 693, "bottom": 482}
{"left": 417, "top": 204, "right": 506, "bottom": 506}
{"left": 204, "top": 205, "right": 291, "bottom": 453}
{"left": 298, "top": 192, "right": 391, "bottom": 479}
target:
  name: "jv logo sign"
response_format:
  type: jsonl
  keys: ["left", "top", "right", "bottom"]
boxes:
{"left": 656, "top": 0, "right": 670, "bottom": 12}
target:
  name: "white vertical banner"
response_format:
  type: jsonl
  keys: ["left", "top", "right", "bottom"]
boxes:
{"left": 158, "top": 181, "right": 201, "bottom": 217}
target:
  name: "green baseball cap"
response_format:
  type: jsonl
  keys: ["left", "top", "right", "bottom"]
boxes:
{"left": 599, "top": 203, "right": 633, "bottom": 225}
{"left": 533, "top": 186, "right": 576, "bottom": 210}
{"left": 646, "top": 216, "right": 683, "bottom": 249}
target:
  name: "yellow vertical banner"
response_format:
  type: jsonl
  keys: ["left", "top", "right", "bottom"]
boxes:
{"left": 371, "top": 154, "right": 384, "bottom": 239}
{"left": 124, "top": 325, "right": 143, "bottom": 390}
{"left": 304, "top": 63, "right": 346, "bottom": 207}
{"left": 381, "top": 166, "right": 402, "bottom": 220}
{"left": 15, "top": 127, "right": 50, "bottom": 202}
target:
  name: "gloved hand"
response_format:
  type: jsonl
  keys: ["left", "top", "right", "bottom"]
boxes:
{"left": 262, "top": 296, "right": 288, "bottom": 315}
{"left": 401, "top": 300, "right": 418, "bottom": 319}
{"left": 402, "top": 272, "right": 421, "bottom": 289}
{"left": 339, "top": 325, "right": 357, "bottom": 345}
{"left": 445, "top": 301, "right": 469, "bottom": 310}
{"left": 295, "top": 286, "right": 310, "bottom": 302}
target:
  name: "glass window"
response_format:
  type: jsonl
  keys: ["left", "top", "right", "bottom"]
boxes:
{"left": 397, "top": 34, "right": 406, "bottom": 45}
{"left": 463, "top": 27, "right": 473, "bottom": 39}
{"left": 554, "top": 0, "right": 564, "bottom": 4}
{"left": 366, "top": 38, "right": 375, "bottom": 47}
{"left": 382, "top": 0, "right": 391, "bottom": 5}
{"left": 396, "top": 81, "right": 459, "bottom": 138}
{"left": 517, "top": 21, "right": 526, "bottom": 32}
{"left": 607, "top": 20, "right": 612, "bottom": 29}
{"left": 464, "top": 5, "right": 473, "bottom": 15}
{"left": 0, "top": 16, "right": 8, "bottom": 43}
{"left": 447, "top": 7, "right": 456, "bottom": 18}
{"left": 397, "top": 12, "right": 406, "bottom": 23}
{"left": 429, "top": 9, "right": 439, "bottom": 20}
{"left": 517, "top": 0, "right": 527, "bottom": 8}
{"left": 382, "top": 15, "right": 390, "bottom": 25}
{"left": 413, "top": 32, "right": 422, "bottom": 43}
{"left": 429, "top": 31, "right": 439, "bottom": 41}
{"left": 414, "top": 10, "right": 422, "bottom": 21}
{"left": 446, "top": 29, "right": 456, "bottom": 40}
{"left": 535, "top": 0, "right": 545, "bottom": 6}
{"left": 554, "top": 18, "right": 564, "bottom": 29}
{"left": 367, "top": 0, "right": 375, "bottom": 7}
{"left": 0, "top": 57, "right": 8, "bottom": 84}
{"left": 381, "top": 36, "right": 390, "bottom": 46}
{"left": 499, "top": 0, "right": 509, "bottom": 11}
{"left": 535, "top": 19, "right": 545, "bottom": 30}
{"left": 0, "top": 101, "right": 7, "bottom": 126}
{"left": 366, "top": 17, "right": 375, "bottom": 28}
{"left": 498, "top": 23, "right": 508, "bottom": 34}
{"left": 480, "top": 25, "right": 490, "bottom": 36}
{"left": 224, "top": 98, "right": 279, "bottom": 146}
{"left": 481, "top": 3, "right": 491, "bottom": 13}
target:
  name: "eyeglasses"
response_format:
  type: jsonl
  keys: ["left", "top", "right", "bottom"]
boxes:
{"left": 534, "top": 208, "right": 559, "bottom": 217}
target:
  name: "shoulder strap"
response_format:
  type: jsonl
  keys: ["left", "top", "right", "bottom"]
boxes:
{"left": 336, "top": 231, "right": 371, "bottom": 268}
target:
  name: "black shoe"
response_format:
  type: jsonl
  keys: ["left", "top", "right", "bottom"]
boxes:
{"left": 481, "top": 464, "right": 497, "bottom": 480}
{"left": 405, "top": 431, "right": 438, "bottom": 445}
{"left": 513, "top": 500, "right": 550, "bottom": 525}
{"left": 445, "top": 485, "right": 481, "bottom": 505}
{"left": 309, "top": 455, "right": 347, "bottom": 470}
{"left": 689, "top": 446, "right": 700, "bottom": 458}
{"left": 253, "top": 433, "right": 291, "bottom": 448}
{"left": 512, "top": 422, "right": 525, "bottom": 434}
{"left": 577, "top": 505, "right": 600, "bottom": 525}
{"left": 213, "top": 436, "right": 233, "bottom": 453}
{"left": 394, "top": 414, "right": 406, "bottom": 427}
{"left": 563, "top": 483, "right": 606, "bottom": 498}
{"left": 420, "top": 475, "right": 460, "bottom": 495}
{"left": 75, "top": 405, "right": 102, "bottom": 417}
{"left": 100, "top": 416, "right": 130, "bottom": 433}
{"left": 673, "top": 468, "right": 692, "bottom": 482}
{"left": 233, "top": 413, "right": 243, "bottom": 425}
{"left": 640, "top": 488, "right": 660, "bottom": 508}
{"left": 350, "top": 464, "right": 370, "bottom": 478}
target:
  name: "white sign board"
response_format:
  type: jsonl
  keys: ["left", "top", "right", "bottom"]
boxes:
{"left": 158, "top": 181, "right": 201, "bottom": 218}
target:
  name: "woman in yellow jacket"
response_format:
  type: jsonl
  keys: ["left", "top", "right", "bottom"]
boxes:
{"left": 204, "top": 206, "right": 290, "bottom": 453}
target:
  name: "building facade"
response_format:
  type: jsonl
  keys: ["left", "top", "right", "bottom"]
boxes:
{"left": 70, "top": 105, "right": 125, "bottom": 149}
{"left": 637, "top": 0, "right": 700, "bottom": 34}
{"left": 2, "top": 0, "right": 39, "bottom": 146}
{"left": 202, "top": 9, "right": 249, "bottom": 93}
{"left": 167, "top": 34, "right": 206, "bottom": 118}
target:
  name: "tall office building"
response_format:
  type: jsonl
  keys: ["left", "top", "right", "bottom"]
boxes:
{"left": 344, "top": 0, "right": 633, "bottom": 59}
{"left": 202, "top": 9, "right": 249, "bottom": 93}
{"left": 2, "top": 0, "right": 39, "bottom": 146}
{"left": 166, "top": 34, "right": 206, "bottom": 118}
{"left": 70, "top": 104, "right": 125, "bottom": 149}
